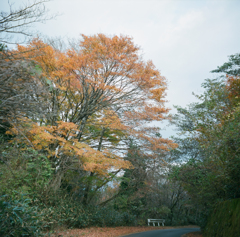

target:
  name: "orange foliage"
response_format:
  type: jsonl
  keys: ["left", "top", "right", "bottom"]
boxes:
{"left": 10, "top": 34, "right": 176, "bottom": 180}
{"left": 8, "top": 118, "right": 131, "bottom": 176}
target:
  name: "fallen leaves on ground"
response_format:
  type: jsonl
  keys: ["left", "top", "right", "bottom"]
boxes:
{"left": 182, "top": 231, "right": 203, "bottom": 237}
{"left": 49, "top": 225, "right": 199, "bottom": 237}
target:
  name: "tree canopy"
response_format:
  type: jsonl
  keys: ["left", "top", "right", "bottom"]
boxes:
{"left": 170, "top": 53, "right": 240, "bottom": 228}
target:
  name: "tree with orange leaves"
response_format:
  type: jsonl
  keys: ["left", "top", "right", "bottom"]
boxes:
{"left": 9, "top": 34, "right": 176, "bottom": 200}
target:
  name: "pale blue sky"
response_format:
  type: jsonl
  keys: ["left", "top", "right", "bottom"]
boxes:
{"left": 1, "top": 0, "right": 240, "bottom": 137}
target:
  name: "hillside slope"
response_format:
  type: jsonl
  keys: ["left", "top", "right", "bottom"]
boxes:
{"left": 204, "top": 198, "right": 240, "bottom": 237}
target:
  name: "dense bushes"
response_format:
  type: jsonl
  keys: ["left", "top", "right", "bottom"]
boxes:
{"left": 41, "top": 196, "right": 137, "bottom": 229}
{"left": 91, "top": 207, "right": 136, "bottom": 227}
{"left": 0, "top": 193, "right": 137, "bottom": 236}
{"left": 0, "top": 141, "right": 137, "bottom": 234}
{"left": 0, "top": 194, "right": 44, "bottom": 237}
{"left": 204, "top": 198, "right": 240, "bottom": 237}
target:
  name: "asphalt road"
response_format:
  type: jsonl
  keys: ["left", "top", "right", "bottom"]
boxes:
{"left": 122, "top": 228, "right": 200, "bottom": 237}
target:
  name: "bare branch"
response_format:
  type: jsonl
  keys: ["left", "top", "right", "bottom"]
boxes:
{"left": 0, "top": 0, "right": 57, "bottom": 44}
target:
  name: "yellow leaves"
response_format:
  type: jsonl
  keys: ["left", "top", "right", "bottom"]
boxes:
{"left": 29, "top": 121, "right": 77, "bottom": 144}
{"left": 80, "top": 34, "right": 138, "bottom": 60}
{"left": 149, "top": 87, "right": 166, "bottom": 102}
{"left": 124, "top": 104, "right": 169, "bottom": 123}
{"left": 56, "top": 121, "right": 78, "bottom": 136}
{"left": 81, "top": 148, "right": 132, "bottom": 176}
{"left": 8, "top": 33, "right": 175, "bottom": 178}
{"left": 15, "top": 35, "right": 168, "bottom": 119}
{"left": 5, "top": 127, "right": 18, "bottom": 136}
{"left": 98, "top": 109, "right": 127, "bottom": 131}
{"left": 7, "top": 117, "right": 131, "bottom": 176}
{"left": 17, "top": 38, "right": 57, "bottom": 76}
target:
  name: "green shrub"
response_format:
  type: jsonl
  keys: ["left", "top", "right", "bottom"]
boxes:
{"left": 41, "top": 196, "right": 90, "bottom": 229}
{"left": 0, "top": 194, "right": 44, "bottom": 237}
{"left": 90, "top": 206, "right": 136, "bottom": 227}
{"left": 0, "top": 148, "right": 53, "bottom": 201}
{"left": 40, "top": 194, "right": 136, "bottom": 229}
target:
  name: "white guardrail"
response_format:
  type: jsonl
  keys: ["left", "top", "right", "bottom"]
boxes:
{"left": 147, "top": 219, "right": 165, "bottom": 226}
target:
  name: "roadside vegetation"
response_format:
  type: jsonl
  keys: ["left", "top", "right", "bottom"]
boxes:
{"left": 169, "top": 53, "right": 240, "bottom": 235}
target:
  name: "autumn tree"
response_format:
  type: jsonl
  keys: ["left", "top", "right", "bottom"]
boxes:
{"left": 7, "top": 34, "right": 176, "bottom": 202}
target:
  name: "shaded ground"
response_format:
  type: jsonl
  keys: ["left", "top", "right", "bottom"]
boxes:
{"left": 49, "top": 225, "right": 199, "bottom": 237}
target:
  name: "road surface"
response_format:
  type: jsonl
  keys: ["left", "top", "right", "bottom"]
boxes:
{"left": 122, "top": 228, "right": 200, "bottom": 237}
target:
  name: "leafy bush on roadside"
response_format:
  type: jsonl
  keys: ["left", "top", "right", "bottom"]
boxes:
{"left": 0, "top": 194, "right": 44, "bottom": 237}
{"left": 90, "top": 206, "right": 136, "bottom": 227}
{"left": 41, "top": 195, "right": 136, "bottom": 229}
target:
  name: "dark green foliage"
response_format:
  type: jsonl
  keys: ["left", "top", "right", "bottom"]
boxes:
{"left": 114, "top": 143, "right": 149, "bottom": 218}
{"left": 171, "top": 76, "right": 240, "bottom": 204}
{"left": 211, "top": 53, "right": 240, "bottom": 76}
{"left": 40, "top": 195, "right": 136, "bottom": 229}
{"left": 0, "top": 43, "right": 7, "bottom": 51}
{"left": 90, "top": 206, "right": 136, "bottom": 227}
{"left": 41, "top": 196, "right": 90, "bottom": 229}
{"left": 204, "top": 198, "right": 240, "bottom": 237}
{"left": 114, "top": 142, "right": 195, "bottom": 227}
{"left": 0, "top": 147, "right": 53, "bottom": 200}
{"left": 170, "top": 53, "right": 240, "bottom": 231}
{"left": 0, "top": 194, "right": 44, "bottom": 237}
{"left": 0, "top": 139, "right": 138, "bottom": 230}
